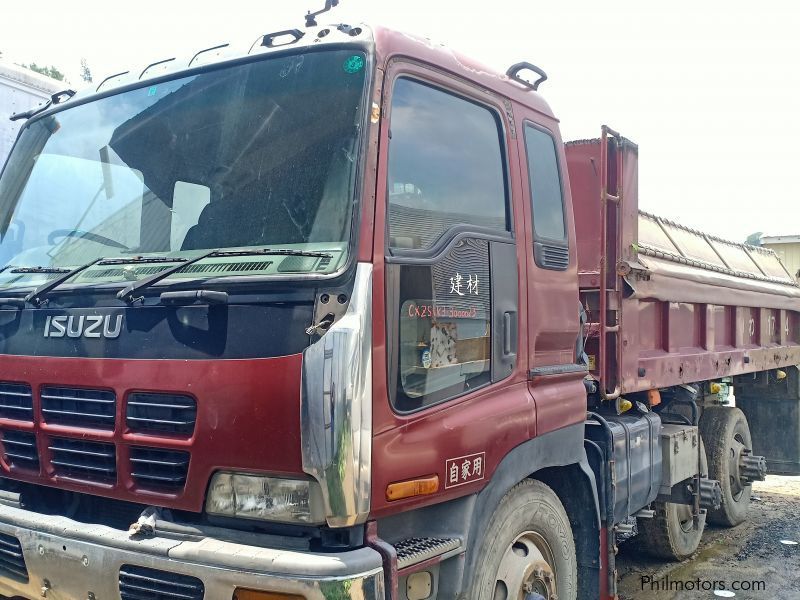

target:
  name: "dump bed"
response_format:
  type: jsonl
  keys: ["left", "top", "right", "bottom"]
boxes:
{"left": 566, "top": 132, "right": 800, "bottom": 397}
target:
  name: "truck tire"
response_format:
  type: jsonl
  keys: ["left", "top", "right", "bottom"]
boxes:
{"left": 469, "top": 479, "right": 577, "bottom": 600}
{"left": 638, "top": 440, "right": 708, "bottom": 560}
{"left": 699, "top": 406, "right": 753, "bottom": 527}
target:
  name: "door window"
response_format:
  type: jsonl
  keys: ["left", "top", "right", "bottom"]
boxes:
{"left": 387, "top": 77, "right": 510, "bottom": 412}
{"left": 387, "top": 78, "right": 509, "bottom": 250}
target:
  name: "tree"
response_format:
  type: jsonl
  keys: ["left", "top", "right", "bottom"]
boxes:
{"left": 80, "top": 58, "right": 93, "bottom": 83}
{"left": 745, "top": 232, "right": 763, "bottom": 246}
{"left": 23, "top": 62, "right": 65, "bottom": 82}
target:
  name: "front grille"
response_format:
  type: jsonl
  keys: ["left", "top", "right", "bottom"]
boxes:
{"left": 0, "top": 430, "right": 39, "bottom": 471}
{"left": 50, "top": 438, "right": 116, "bottom": 483}
{"left": 127, "top": 393, "right": 197, "bottom": 435}
{"left": 0, "top": 383, "right": 33, "bottom": 422}
{"left": 130, "top": 447, "right": 190, "bottom": 490}
{"left": 119, "top": 564, "right": 204, "bottom": 600}
{"left": 0, "top": 532, "right": 28, "bottom": 582}
{"left": 41, "top": 386, "right": 116, "bottom": 430}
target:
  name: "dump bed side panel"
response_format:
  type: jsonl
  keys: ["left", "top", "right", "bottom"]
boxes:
{"left": 566, "top": 137, "right": 800, "bottom": 395}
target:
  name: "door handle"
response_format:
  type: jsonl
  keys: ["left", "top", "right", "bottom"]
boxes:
{"left": 503, "top": 311, "right": 516, "bottom": 356}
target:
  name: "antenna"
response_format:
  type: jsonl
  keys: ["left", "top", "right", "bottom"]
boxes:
{"left": 305, "top": 0, "right": 340, "bottom": 27}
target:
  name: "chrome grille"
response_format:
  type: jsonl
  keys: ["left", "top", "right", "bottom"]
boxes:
{"left": 0, "top": 532, "right": 28, "bottom": 583}
{"left": 50, "top": 438, "right": 116, "bottom": 483}
{"left": 0, "top": 383, "right": 33, "bottom": 422}
{"left": 130, "top": 447, "right": 190, "bottom": 490}
{"left": 127, "top": 393, "right": 196, "bottom": 435}
{"left": 0, "top": 430, "right": 39, "bottom": 471}
{"left": 41, "top": 386, "right": 116, "bottom": 430}
{"left": 119, "top": 565, "right": 204, "bottom": 600}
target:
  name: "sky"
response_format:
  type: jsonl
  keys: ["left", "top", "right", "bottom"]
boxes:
{"left": 1, "top": 0, "right": 798, "bottom": 242}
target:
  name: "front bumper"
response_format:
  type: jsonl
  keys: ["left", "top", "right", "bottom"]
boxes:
{"left": 0, "top": 503, "right": 385, "bottom": 600}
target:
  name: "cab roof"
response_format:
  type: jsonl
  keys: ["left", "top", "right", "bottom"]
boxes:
{"left": 34, "top": 23, "right": 556, "bottom": 124}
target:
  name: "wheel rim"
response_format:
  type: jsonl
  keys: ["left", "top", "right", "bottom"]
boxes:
{"left": 728, "top": 432, "right": 747, "bottom": 500}
{"left": 494, "top": 531, "right": 558, "bottom": 600}
{"left": 675, "top": 502, "right": 695, "bottom": 533}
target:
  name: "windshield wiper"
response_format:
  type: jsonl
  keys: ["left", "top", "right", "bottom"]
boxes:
{"left": 25, "top": 258, "right": 105, "bottom": 307}
{"left": 10, "top": 266, "right": 72, "bottom": 274}
{"left": 117, "top": 248, "right": 333, "bottom": 304}
{"left": 98, "top": 256, "right": 190, "bottom": 265}
{"left": 116, "top": 250, "right": 218, "bottom": 303}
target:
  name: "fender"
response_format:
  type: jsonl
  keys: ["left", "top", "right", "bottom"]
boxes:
{"left": 460, "top": 423, "right": 600, "bottom": 597}
{"left": 377, "top": 423, "right": 600, "bottom": 599}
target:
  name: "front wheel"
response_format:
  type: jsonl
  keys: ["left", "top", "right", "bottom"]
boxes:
{"left": 470, "top": 479, "right": 577, "bottom": 600}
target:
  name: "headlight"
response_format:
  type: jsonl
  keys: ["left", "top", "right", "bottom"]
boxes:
{"left": 206, "top": 472, "right": 325, "bottom": 525}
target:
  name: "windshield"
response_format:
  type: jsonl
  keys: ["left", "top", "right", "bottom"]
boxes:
{"left": 0, "top": 48, "right": 368, "bottom": 290}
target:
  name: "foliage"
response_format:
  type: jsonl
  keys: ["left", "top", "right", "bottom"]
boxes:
{"left": 80, "top": 58, "right": 93, "bottom": 83}
{"left": 22, "top": 62, "right": 65, "bottom": 81}
{"left": 745, "top": 232, "right": 763, "bottom": 246}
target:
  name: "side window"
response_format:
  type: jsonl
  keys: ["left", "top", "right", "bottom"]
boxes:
{"left": 524, "top": 125, "right": 568, "bottom": 270}
{"left": 387, "top": 77, "right": 510, "bottom": 412}
{"left": 393, "top": 239, "right": 493, "bottom": 412}
{"left": 387, "top": 77, "right": 509, "bottom": 250}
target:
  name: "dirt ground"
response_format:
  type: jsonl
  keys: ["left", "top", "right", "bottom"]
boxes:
{"left": 617, "top": 476, "right": 800, "bottom": 600}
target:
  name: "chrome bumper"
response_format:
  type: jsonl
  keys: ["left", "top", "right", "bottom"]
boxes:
{"left": 0, "top": 503, "right": 385, "bottom": 600}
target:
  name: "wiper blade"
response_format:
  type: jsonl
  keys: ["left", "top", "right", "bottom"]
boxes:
{"left": 10, "top": 266, "right": 72, "bottom": 274}
{"left": 9, "top": 89, "right": 76, "bottom": 122}
{"left": 25, "top": 258, "right": 105, "bottom": 307}
{"left": 117, "top": 248, "right": 333, "bottom": 304}
{"left": 98, "top": 256, "right": 189, "bottom": 265}
{"left": 215, "top": 249, "right": 333, "bottom": 259}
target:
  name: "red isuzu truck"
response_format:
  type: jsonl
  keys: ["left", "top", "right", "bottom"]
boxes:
{"left": 0, "top": 9, "right": 798, "bottom": 600}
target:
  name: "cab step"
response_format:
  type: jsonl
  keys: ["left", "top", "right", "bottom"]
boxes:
{"left": 394, "top": 537, "right": 463, "bottom": 570}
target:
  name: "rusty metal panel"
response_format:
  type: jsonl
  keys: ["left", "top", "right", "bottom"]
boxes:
{"left": 570, "top": 130, "right": 800, "bottom": 396}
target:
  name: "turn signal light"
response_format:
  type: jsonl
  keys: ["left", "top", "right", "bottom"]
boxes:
{"left": 647, "top": 389, "right": 661, "bottom": 407}
{"left": 709, "top": 382, "right": 722, "bottom": 394}
{"left": 233, "top": 590, "right": 305, "bottom": 600}
{"left": 777, "top": 370, "right": 788, "bottom": 380}
{"left": 386, "top": 475, "right": 440, "bottom": 501}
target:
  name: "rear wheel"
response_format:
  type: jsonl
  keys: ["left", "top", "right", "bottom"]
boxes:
{"left": 699, "top": 406, "right": 754, "bottom": 526}
{"left": 638, "top": 440, "right": 708, "bottom": 560}
{"left": 470, "top": 479, "right": 577, "bottom": 600}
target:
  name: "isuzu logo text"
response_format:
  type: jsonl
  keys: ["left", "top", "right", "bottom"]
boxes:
{"left": 43, "top": 315, "right": 123, "bottom": 339}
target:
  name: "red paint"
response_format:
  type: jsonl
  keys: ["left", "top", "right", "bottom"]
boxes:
{"left": 566, "top": 138, "right": 800, "bottom": 395}
{"left": 366, "top": 29, "right": 799, "bottom": 593}
{"left": 0, "top": 354, "right": 303, "bottom": 512}
{"left": 2, "top": 25, "right": 798, "bottom": 596}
